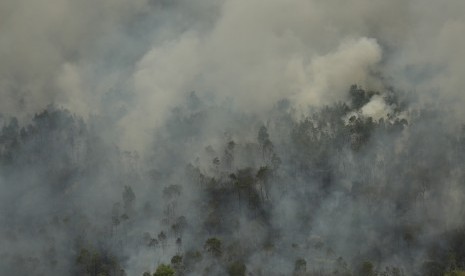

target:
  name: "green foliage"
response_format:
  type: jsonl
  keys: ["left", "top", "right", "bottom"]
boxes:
{"left": 445, "top": 270, "right": 465, "bottom": 276}
{"left": 75, "top": 247, "right": 121, "bottom": 276}
{"left": 184, "top": 250, "right": 202, "bottom": 269}
{"left": 7, "top": 85, "right": 465, "bottom": 276}
{"left": 422, "top": 260, "right": 445, "bottom": 276}
{"left": 153, "top": 264, "right": 175, "bottom": 276}
{"left": 228, "top": 261, "right": 246, "bottom": 276}
{"left": 171, "top": 216, "right": 187, "bottom": 236}
{"left": 171, "top": 255, "right": 183, "bottom": 267}
{"left": 359, "top": 261, "right": 375, "bottom": 276}
{"left": 204, "top": 237, "right": 222, "bottom": 257}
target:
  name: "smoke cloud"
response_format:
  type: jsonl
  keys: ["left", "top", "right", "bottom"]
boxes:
{"left": 1, "top": 0, "right": 465, "bottom": 275}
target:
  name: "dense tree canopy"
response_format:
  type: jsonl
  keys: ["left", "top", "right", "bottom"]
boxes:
{"left": 1, "top": 86, "right": 465, "bottom": 276}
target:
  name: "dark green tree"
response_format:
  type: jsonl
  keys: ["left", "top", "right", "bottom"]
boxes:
{"left": 153, "top": 264, "right": 175, "bottom": 276}
{"left": 204, "top": 237, "right": 222, "bottom": 257}
{"left": 228, "top": 261, "right": 246, "bottom": 276}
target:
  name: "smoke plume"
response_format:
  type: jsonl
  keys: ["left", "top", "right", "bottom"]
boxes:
{"left": 1, "top": 0, "right": 465, "bottom": 275}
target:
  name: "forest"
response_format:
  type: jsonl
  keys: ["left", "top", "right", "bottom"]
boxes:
{"left": 1, "top": 0, "right": 465, "bottom": 275}
{"left": 2, "top": 86, "right": 465, "bottom": 275}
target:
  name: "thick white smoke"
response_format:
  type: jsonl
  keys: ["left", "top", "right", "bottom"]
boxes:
{"left": 1, "top": 0, "right": 464, "bottom": 150}
{"left": 1, "top": 0, "right": 465, "bottom": 275}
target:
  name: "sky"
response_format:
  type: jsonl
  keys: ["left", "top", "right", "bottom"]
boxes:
{"left": 1, "top": 1, "right": 465, "bottom": 275}
{"left": 1, "top": 0, "right": 464, "bottom": 151}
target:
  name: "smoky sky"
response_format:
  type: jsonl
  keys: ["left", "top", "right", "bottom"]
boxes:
{"left": 1, "top": 1, "right": 465, "bottom": 276}
{"left": 1, "top": 0, "right": 464, "bottom": 150}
